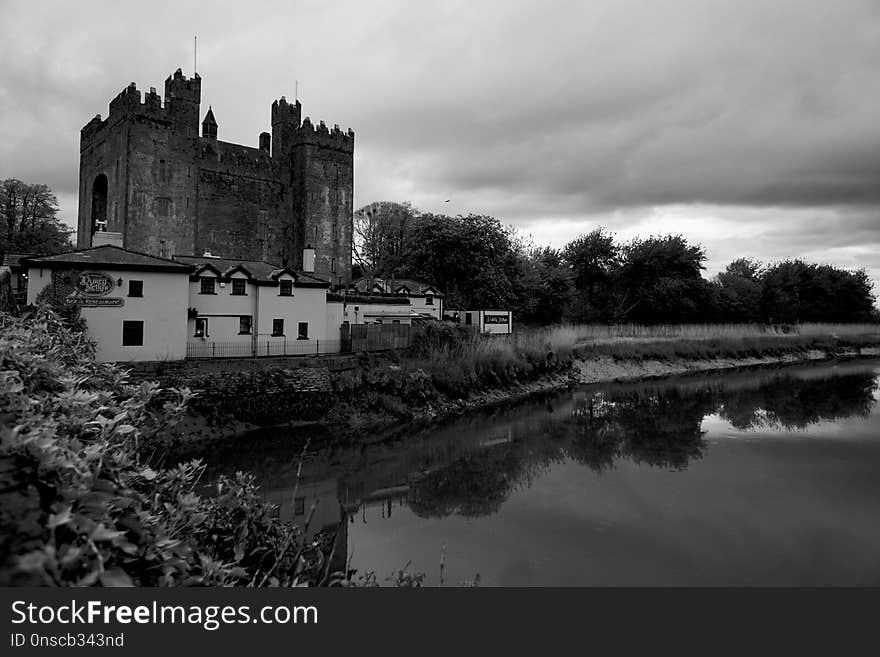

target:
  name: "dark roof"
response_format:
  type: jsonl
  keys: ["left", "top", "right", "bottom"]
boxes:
{"left": 173, "top": 254, "right": 330, "bottom": 287}
{"left": 1, "top": 253, "right": 30, "bottom": 269}
{"left": 343, "top": 294, "right": 410, "bottom": 306}
{"left": 21, "top": 245, "right": 191, "bottom": 272}
{"left": 350, "top": 277, "right": 443, "bottom": 296}
{"left": 202, "top": 106, "right": 217, "bottom": 126}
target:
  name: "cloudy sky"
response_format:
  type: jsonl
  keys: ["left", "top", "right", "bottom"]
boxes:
{"left": 1, "top": 0, "right": 878, "bottom": 288}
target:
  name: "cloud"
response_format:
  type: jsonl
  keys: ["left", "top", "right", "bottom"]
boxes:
{"left": 1, "top": 0, "right": 878, "bottom": 294}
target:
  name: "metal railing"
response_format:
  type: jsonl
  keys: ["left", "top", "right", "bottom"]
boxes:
{"left": 186, "top": 338, "right": 343, "bottom": 359}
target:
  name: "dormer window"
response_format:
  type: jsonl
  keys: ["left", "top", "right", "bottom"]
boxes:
{"left": 231, "top": 279, "right": 246, "bottom": 295}
{"left": 397, "top": 287, "right": 409, "bottom": 295}
{"left": 426, "top": 294, "right": 434, "bottom": 305}
{"left": 279, "top": 279, "right": 293, "bottom": 296}
{"left": 200, "top": 277, "right": 216, "bottom": 294}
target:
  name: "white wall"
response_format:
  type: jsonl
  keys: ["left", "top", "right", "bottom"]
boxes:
{"left": 343, "top": 300, "right": 413, "bottom": 324}
{"left": 407, "top": 294, "right": 443, "bottom": 320}
{"left": 325, "top": 300, "right": 344, "bottom": 343}
{"left": 256, "top": 277, "right": 328, "bottom": 342}
{"left": 26, "top": 266, "right": 189, "bottom": 362}
{"left": 187, "top": 270, "right": 256, "bottom": 345}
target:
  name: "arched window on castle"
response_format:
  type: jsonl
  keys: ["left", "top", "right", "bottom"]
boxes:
{"left": 91, "top": 174, "right": 108, "bottom": 233}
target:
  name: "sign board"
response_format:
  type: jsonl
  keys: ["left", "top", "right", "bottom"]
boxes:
{"left": 72, "top": 297, "right": 124, "bottom": 307}
{"left": 74, "top": 271, "right": 115, "bottom": 296}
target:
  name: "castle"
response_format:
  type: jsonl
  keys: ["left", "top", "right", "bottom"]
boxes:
{"left": 77, "top": 68, "right": 354, "bottom": 284}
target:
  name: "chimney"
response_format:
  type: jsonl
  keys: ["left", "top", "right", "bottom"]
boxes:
{"left": 302, "top": 245, "right": 316, "bottom": 273}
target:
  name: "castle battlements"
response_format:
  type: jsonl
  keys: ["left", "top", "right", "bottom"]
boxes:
{"left": 295, "top": 116, "right": 355, "bottom": 152}
{"left": 271, "top": 96, "right": 301, "bottom": 123}
{"left": 82, "top": 70, "right": 202, "bottom": 147}
{"left": 200, "top": 139, "right": 274, "bottom": 169}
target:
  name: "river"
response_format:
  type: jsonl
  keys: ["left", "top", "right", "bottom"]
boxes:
{"left": 204, "top": 359, "right": 880, "bottom": 585}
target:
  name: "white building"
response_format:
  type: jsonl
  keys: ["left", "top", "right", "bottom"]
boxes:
{"left": 455, "top": 309, "right": 514, "bottom": 335}
{"left": 23, "top": 245, "right": 191, "bottom": 362}
{"left": 22, "top": 245, "right": 341, "bottom": 362}
{"left": 341, "top": 296, "right": 417, "bottom": 325}
{"left": 174, "top": 254, "right": 337, "bottom": 358}
{"left": 347, "top": 277, "right": 444, "bottom": 322}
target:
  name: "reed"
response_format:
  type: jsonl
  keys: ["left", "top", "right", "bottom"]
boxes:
{"left": 404, "top": 322, "right": 879, "bottom": 395}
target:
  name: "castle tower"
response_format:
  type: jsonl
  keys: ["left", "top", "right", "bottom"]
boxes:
{"left": 202, "top": 106, "right": 217, "bottom": 139}
{"left": 271, "top": 96, "right": 301, "bottom": 160}
{"left": 164, "top": 68, "right": 201, "bottom": 137}
{"left": 291, "top": 117, "right": 355, "bottom": 284}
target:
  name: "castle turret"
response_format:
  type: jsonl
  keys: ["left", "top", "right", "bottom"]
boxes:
{"left": 271, "top": 96, "right": 301, "bottom": 159}
{"left": 164, "top": 68, "right": 201, "bottom": 137}
{"left": 202, "top": 106, "right": 217, "bottom": 139}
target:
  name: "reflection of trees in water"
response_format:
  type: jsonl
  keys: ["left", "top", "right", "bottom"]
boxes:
{"left": 406, "top": 437, "right": 563, "bottom": 519}
{"left": 407, "top": 388, "right": 714, "bottom": 518}
{"left": 719, "top": 372, "right": 878, "bottom": 430}
{"left": 569, "top": 389, "right": 712, "bottom": 471}
{"left": 406, "top": 367, "right": 878, "bottom": 519}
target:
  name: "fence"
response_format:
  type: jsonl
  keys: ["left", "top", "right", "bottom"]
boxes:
{"left": 343, "top": 323, "right": 415, "bottom": 353}
{"left": 186, "top": 338, "right": 343, "bottom": 359}
{"left": 186, "top": 324, "right": 419, "bottom": 359}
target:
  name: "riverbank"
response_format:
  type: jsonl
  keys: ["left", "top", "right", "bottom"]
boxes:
{"left": 161, "top": 333, "right": 880, "bottom": 453}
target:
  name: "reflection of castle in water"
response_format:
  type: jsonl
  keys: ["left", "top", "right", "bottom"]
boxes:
{"left": 208, "top": 360, "right": 880, "bottom": 567}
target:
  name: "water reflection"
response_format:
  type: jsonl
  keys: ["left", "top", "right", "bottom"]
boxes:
{"left": 203, "top": 360, "right": 880, "bottom": 584}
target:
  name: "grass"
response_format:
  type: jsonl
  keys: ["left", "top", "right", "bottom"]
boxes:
{"left": 531, "top": 322, "right": 880, "bottom": 347}
{"left": 534, "top": 322, "right": 880, "bottom": 362}
{"left": 399, "top": 322, "right": 880, "bottom": 398}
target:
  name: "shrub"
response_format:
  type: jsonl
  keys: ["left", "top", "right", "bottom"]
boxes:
{"left": 0, "top": 307, "right": 338, "bottom": 586}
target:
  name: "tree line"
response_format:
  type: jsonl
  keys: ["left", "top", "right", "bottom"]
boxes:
{"left": 354, "top": 201, "right": 877, "bottom": 325}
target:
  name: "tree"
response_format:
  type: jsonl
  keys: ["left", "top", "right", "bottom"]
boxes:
{"left": 518, "top": 246, "right": 573, "bottom": 324}
{"left": 616, "top": 235, "right": 710, "bottom": 323}
{"left": 352, "top": 201, "right": 417, "bottom": 281}
{"left": 562, "top": 228, "right": 618, "bottom": 321}
{"left": 399, "top": 213, "right": 524, "bottom": 309}
{"left": 0, "top": 179, "right": 71, "bottom": 256}
{"left": 760, "top": 260, "right": 876, "bottom": 324}
{"left": 713, "top": 258, "right": 763, "bottom": 322}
